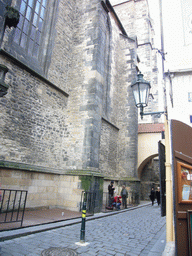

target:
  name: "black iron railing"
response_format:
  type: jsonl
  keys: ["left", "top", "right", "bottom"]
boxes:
{"left": 80, "top": 191, "right": 96, "bottom": 215}
{"left": 0, "top": 189, "right": 28, "bottom": 227}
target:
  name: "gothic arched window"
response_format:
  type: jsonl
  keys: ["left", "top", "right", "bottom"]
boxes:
{"left": 14, "top": 0, "right": 47, "bottom": 58}
{"left": 4, "top": 0, "right": 58, "bottom": 76}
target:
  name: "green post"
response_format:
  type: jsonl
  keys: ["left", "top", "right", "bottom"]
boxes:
{"left": 80, "top": 200, "right": 86, "bottom": 242}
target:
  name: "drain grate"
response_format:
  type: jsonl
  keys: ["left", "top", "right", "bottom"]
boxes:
{"left": 41, "top": 247, "right": 78, "bottom": 256}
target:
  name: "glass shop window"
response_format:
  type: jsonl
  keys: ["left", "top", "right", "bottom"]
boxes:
{"left": 177, "top": 161, "right": 192, "bottom": 203}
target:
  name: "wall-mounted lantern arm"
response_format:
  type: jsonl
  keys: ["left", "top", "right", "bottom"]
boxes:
{"left": 131, "top": 72, "right": 165, "bottom": 119}
{"left": 140, "top": 109, "right": 165, "bottom": 119}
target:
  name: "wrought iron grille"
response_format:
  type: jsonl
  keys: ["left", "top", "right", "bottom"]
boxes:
{"left": 0, "top": 189, "right": 28, "bottom": 227}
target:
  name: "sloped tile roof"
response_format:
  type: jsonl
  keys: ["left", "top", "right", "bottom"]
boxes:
{"left": 138, "top": 123, "right": 165, "bottom": 133}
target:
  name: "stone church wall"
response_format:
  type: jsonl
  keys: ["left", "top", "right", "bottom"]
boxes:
{"left": 99, "top": 118, "right": 119, "bottom": 177}
{"left": 0, "top": 0, "right": 140, "bottom": 211}
{"left": 0, "top": 55, "right": 69, "bottom": 170}
{"left": 113, "top": 0, "right": 160, "bottom": 123}
{"left": 0, "top": 168, "right": 83, "bottom": 211}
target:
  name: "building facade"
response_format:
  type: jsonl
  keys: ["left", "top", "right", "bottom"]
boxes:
{"left": 111, "top": 0, "right": 163, "bottom": 197}
{"left": 0, "top": 0, "right": 141, "bottom": 211}
{"left": 0, "top": 0, "right": 158, "bottom": 211}
{"left": 162, "top": 0, "right": 192, "bottom": 127}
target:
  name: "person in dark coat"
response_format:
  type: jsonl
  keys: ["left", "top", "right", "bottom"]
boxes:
{"left": 108, "top": 181, "right": 115, "bottom": 207}
{"left": 150, "top": 187, "right": 155, "bottom": 206}
{"left": 156, "top": 187, "right": 160, "bottom": 206}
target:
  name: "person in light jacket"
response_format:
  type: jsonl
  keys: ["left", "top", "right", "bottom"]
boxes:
{"left": 121, "top": 185, "right": 128, "bottom": 209}
{"left": 156, "top": 187, "right": 160, "bottom": 206}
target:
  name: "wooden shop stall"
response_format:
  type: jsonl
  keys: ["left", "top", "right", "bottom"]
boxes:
{"left": 171, "top": 120, "right": 192, "bottom": 256}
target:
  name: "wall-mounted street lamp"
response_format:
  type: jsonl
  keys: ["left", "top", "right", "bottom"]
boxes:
{"left": 0, "top": 64, "right": 9, "bottom": 97}
{"left": 131, "top": 72, "right": 165, "bottom": 119}
{"left": 132, "top": 71, "right": 174, "bottom": 244}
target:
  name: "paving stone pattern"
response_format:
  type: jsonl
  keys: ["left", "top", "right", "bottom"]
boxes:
{"left": 0, "top": 205, "right": 166, "bottom": 256}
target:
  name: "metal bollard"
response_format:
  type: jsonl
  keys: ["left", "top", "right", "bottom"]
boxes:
{"left": 80, "top": 201, "right": 86, "bottom": 243}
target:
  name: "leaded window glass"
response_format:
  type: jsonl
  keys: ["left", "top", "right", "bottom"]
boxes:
{"left": 14, "top": 0, "right": 47, "bottom": 58}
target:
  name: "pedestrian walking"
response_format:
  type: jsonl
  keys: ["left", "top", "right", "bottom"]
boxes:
{"left": 121, "top": 185, "right": 128, "bottom": 209}
{"left": 108, "top": 181, "right": 115, "bottom": 207}
{"left": 156, "top": 187, "right": 160, "bottom": 205}
{"left": 150, "top": 187, "right": 155, "bottom": 206}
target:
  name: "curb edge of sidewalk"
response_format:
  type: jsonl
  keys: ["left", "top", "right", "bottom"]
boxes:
{"left": 0, "top": 203, "right": 151, "bottom": 242}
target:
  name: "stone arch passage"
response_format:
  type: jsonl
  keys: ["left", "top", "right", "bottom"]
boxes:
{"left": 138, "top": 154, "right": 160, "bottom": 200}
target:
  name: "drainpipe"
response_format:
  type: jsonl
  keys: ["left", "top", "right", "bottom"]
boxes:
{"left": 159, "top": 0, "right": 174, "bottom": 242}
{"left": 165, "top": 117, "right": 174, "bottom": 241}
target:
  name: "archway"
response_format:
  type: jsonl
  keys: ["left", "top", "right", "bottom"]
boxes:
{"left": 138, "top": 154, "right": 160, "bottom": 200}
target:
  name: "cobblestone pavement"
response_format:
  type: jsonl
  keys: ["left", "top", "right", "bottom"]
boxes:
{"left": 0, "top": 205, "right": 166, "bottom": 256}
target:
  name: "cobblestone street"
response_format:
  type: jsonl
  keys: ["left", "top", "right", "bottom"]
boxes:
{"left": 0, "top": 204, "right": 166, "bottom": 256}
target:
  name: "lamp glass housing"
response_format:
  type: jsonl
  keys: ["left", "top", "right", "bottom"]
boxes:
{"left": 131, "top": 73, "right": 151, "bottom": 108}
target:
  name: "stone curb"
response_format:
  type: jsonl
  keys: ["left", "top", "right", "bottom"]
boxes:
{"left": 0, "top": 203, "right": 151, "bottom": 241}
{"left": 162, "top": 241, "right": 175, "bottom": 256}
